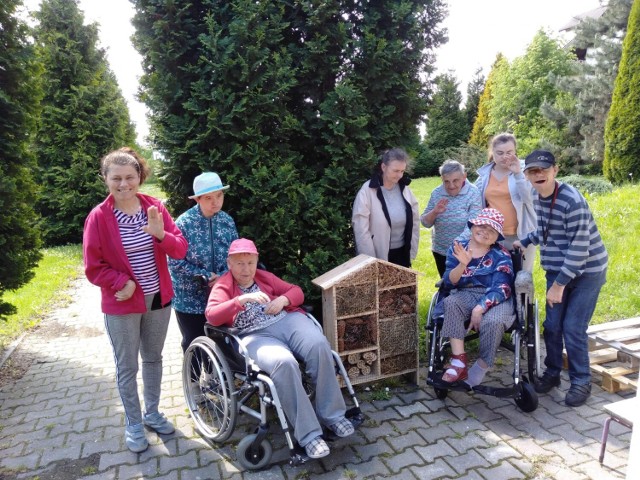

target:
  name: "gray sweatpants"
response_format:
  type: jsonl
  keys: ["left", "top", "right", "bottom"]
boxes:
{"left": 104, "top": 294, "right": 171, "bottom": 426}
{"left": 441, "top": 287, "right": 515, "bottom": 367}
{"left": 240, "top": 312, "right": 347, "bottom": 447}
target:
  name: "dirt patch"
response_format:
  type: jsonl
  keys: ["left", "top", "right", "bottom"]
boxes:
{"left": 0, "top": 347, "right": 36, "bottom": 388}
{"left": 0, "top": 320, "right": 103, "bottom": 389}
{"left": 0, "top": 453, "right": 101, "bottom": 480}
{"left": 36, "top": 320, "right": 103, "bottom": 339}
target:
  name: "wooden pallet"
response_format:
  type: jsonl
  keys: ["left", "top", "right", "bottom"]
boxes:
{"left": 587, "top": 318, "right": 640, "bottom": 393}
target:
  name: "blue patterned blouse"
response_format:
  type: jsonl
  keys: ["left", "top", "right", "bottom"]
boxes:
{"left": 169, "top": 205, "right": 238, "bottom": 313}
{"left": 442, "top": 240, "right": 514, "bottom": 311}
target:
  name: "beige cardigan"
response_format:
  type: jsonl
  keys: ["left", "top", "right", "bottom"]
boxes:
{"left": 352, "top": 178, "right": 420, "bottom": 262}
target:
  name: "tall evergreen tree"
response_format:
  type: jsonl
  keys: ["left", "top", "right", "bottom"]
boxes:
{"left": 33, "top": 0, "right": 136, "bottom": 245}
{"left": 131, "top": 0, "right": 447, "bottom": 297}
{"left": 604, "top": 0, "right": 640, "bottom": 183}
{"left": 543, "top": 0, "right": 632, "bottom": 173}
{"left": 469, "top": 54, "right": 505, "bottom": 148}
{"left": 464, "top": 67, "right": 484, "bottom": 140}
{"left": 0, "top": 0, "right": 43, "bottom": 317}
{"left": 425, "top": 73, "right": 468, "bottom": 150}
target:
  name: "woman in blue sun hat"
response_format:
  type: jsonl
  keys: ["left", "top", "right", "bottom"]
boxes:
{"left": 168, "top": 172, "right": 238, "bottom": 357}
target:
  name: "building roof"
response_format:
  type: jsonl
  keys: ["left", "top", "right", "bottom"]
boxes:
{"left": 311, "top": 254, "right": 417, "bottom": 290}
{"left": 559, "top": 6, "right": 607, "bottom": 32}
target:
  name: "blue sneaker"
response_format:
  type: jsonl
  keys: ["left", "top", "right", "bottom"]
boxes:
{"left": 125, "top": 423, "right": 148, "bottom": 453}
{"left": 143, "top": 412, "right": 175, "bottom": 435}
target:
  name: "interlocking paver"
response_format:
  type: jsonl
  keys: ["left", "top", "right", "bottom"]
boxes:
{"left": 0, "top": 276, "right": 632, "bottom": 479}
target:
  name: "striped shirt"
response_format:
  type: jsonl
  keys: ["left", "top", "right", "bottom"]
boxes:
{"left": 521, "top": 182, "right": 608, "bottom": 285}
{"left": 114, "top": 208, "right": 160, "bottom": 295}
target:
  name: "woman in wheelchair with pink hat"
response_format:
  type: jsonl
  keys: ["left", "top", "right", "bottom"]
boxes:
{"left": 205, "top": 238, "right": 354, "bottom": 459}
{"left": 439, "top": 208, "right": 515, "bottom": 387}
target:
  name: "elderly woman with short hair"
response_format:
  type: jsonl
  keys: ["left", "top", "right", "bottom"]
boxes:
{"left": 205, "top": 238, "right": 354, "bottom": 459}
{"left": 421, "top": 159, "right": 482, "bottom": 277}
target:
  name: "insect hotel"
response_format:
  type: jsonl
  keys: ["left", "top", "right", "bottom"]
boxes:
{"left": 312, "top": 254, "right": 419, "bottom": 386}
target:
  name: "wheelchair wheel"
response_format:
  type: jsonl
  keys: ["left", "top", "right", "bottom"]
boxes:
{"left": 236, "top": 434, "right": 273, "bottom": 470}
{"left": 514, "top": 381, "right": 538, "bottom": 412}
{"left": 183, "top": 336, "right": 237, "bottom": 442}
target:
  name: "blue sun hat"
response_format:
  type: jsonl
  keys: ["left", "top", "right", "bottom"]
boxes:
{"left": 188, "top": 172, "right": 230, "bottom": 199}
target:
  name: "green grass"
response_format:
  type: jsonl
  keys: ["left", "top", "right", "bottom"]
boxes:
{"left": 139, "top": 181, "right": 167, "bottom": 200}
{"left": 1, "top": 245, "right": 83, "bottom": 351}
{"left": 410, "top": 179, "right": 640, "bottom": 333}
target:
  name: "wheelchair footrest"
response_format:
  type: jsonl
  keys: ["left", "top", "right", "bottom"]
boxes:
{"left": 472, "top": 384, "right": 517, "bottom": 398}
{"left": 430, "top": 375, "right": 472, "bottom": 392}
{"left": 346, "top": 407, "right": 365, "bottom": 429}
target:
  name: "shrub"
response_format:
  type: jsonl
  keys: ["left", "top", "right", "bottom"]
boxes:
{"left": 558, "top": 175, "right": 613, "bottom": 196}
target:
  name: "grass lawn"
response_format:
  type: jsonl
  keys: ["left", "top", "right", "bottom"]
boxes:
{"left": 0, "top": 245, "right": 83, "bottom": 351}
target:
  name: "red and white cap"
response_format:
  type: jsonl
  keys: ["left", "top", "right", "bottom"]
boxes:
{"left": 467, "top": 208, "right": 505, "bottom": 241}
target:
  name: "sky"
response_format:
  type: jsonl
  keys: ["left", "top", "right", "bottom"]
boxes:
{"left": 22, "top": 0, "right": 604, "bottom": 146}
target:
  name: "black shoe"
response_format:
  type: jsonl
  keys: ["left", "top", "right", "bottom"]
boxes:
{"left": 565, "top": 383, "right": 591, "bottom": 407}
{"left": 535, "top": 372, "right": 561, "bottom": 393}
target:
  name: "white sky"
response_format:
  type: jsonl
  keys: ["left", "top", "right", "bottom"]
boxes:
{"left": 436, "top": 0, "right": 604, "bottom": 95}
{"left": 22, "top": 0, "right": 604, "bottom": 146}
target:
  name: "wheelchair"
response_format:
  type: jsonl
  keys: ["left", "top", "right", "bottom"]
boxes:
{"left": 182, "top": 312, "right": 364, "bottom": 470}
{"left": 425, "top": 251, "right": 541, "bottom": 412}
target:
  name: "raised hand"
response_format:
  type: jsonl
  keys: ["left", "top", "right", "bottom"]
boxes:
{"left": 452, "top": 241, "right": 472, "bottom": 268}
{"left": 142, "top": 206, "right": 165, "bottom": 240}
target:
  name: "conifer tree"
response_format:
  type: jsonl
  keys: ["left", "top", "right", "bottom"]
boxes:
{"left": 464, "top": 67, "right": 484, "bottom": 140}
{"left": 132, "top": 0, "right": 447, "bottom": 296}
{"left": 0, "top": 0, "right": 43, "bottom": 316}
{"left": 542, "top": 0, "right": 632, "bottom": 173}
{"left": 33, "top": 0, "right": 136, "bottom": 245}
{"left": 425, "top": 73, "right": 468, "bottom": 150}
{"left": 469, "top": 54, "right": 506, "bottom": 148}
{"left": 604, "top": 0, "right": 640, "bottom": 183}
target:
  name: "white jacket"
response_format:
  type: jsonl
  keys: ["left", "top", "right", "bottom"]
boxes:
{"left": 352, "top": 176, "right": 420, "bottom": 262}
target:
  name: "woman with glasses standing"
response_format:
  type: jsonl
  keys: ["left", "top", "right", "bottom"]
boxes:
{"left": 475, "top": 133, "right": 537, "bottom": 271}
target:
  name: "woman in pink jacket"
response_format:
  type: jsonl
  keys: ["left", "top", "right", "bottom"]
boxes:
{"left": 83, "top": 147, "right": 187, "bottom": 453}
{"left": 206, "top": 238, "right": 354, "bottom": 460}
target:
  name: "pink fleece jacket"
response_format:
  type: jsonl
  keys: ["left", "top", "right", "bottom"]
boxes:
{"left": 205, "top": 269, "right": 304, "bottom": 327}
{"left": 83, "top": 193, "right": 188, "bottom": 314}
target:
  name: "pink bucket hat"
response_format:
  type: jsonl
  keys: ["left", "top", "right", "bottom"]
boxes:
{"left": 467, "top": 208, "right": 505, "bottom": 241}
{"left": 228, "top": 238, "right": 259, "bottom": 256}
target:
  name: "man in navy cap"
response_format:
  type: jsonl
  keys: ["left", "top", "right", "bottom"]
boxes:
{"left": 514, "top": 150, "right": 608, "bottom": 407}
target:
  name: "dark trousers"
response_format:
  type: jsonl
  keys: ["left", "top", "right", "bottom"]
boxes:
{"left": 175, "top": 311, "right": 207, "bottom": 382}
{"left": 175, "top": 311, "right": 207, "bottom": 353}
{"left": 432, "top": 251, "right": 446, "bottom": 277}
{"left": 388, "top": 246, "right": 410, "bottom": 268}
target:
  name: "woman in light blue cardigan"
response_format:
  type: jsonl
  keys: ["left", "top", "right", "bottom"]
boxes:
{"left": 475, "top": 133, "right": 537, "bottom": 271}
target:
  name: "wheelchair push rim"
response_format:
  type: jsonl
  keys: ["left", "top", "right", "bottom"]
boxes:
{"left": 183, "top": 336, "right": 238, "bottom": 442}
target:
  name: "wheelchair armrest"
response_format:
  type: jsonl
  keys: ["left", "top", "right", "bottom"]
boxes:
{"left": 204, "top": 323, "right": 242, "bottom": 337}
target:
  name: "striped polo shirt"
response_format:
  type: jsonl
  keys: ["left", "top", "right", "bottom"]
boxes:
{"left": 522, "top": 182, "right": 607, "bottom": 285}
{"left": 115, "top": 208, "right": 160, "bottom": 295}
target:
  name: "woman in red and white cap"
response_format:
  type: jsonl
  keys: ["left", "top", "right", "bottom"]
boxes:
{"left": 439, "top": 208, "right": 515, "bottom": 387}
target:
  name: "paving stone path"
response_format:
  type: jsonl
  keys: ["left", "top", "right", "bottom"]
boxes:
{"left": 0, "top": 276, "right": 633, "bottom": 479}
